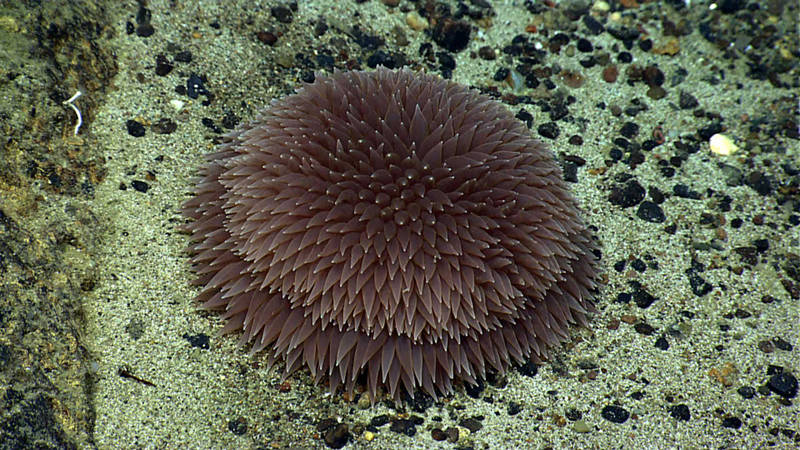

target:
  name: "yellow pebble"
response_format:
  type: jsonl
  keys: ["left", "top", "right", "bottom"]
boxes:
{"left": 406, "top": 11, "right": 428, "bottom": 31}
{"left": 709, "top": 133, "right": 739, "bottom": 156}
{"left": 364, "top": 431, "right": 374, "bottom": 441}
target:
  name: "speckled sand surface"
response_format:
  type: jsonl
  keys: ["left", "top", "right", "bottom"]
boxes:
{"left": 3, "top": 0, "right": 797, "bottom": 448}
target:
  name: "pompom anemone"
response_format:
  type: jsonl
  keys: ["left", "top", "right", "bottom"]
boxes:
{"left": 182, "top": 67, "right": 598, "bottom": 401}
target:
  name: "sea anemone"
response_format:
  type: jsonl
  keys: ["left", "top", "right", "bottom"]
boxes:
{"left": 182, "top": 67, "right": 597, "bottom": 400}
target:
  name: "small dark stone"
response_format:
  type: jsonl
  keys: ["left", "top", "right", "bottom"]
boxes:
{"left": 686, "top": 267, "right": 713, "bottom": 297}
{"left": 432, "top": 19, "right": 471, "bottom": 53}
{"left": 773, "top": 337, "right": 793, "bottom": 351}
{"left": 459, "top": 417, "right": 483, "bottom": 433}
{"left": 367, "top": 50, "right": 399, "bottom": 69}
{"left": 669, "top": 404, "right": 690, "bottom": 421}
{"left": 155, "top": 54, "right": 173, "bottom": 76}
{"left": 719, "top": 0, "right": 745, "bottom": 14}
{"left": 654, "top": 336, "right": 669, "bottom": 350}
{"left": 182, "top": 333, "right": 210, "bottom": 349}
{"left": 410, "top": 391, "right": 434, "bottom": 413}
{"left": 370, "top": 414, "right": 390, "bottom": 427}
{"left": 601, "top": 405, "right": 630, "bottom": 423}
{"left": 227, "top": 417, "right": 247, "bottom": 435}
{"left": 465, "top": 378, "right": 485, "bottom": 398}
{"left": 721, "top": 416, "right": 742, "bottom": 429}
{"left": 576, "top": 38, "right": 593, "bottom": 52}
{"left": 647, "top": 86, "right": 667, "bottom": 100}
{"left": 745, "top": 171, "right": 773, "bottom": 195}
{"left": 390, "top": 419, "right": 417, "bottom": 437}
{"left": 767, "top": 372, "right": 798, "bottom": 399}
{"left": 634, "top": 322, "right": 655, "bottom": 335}
{"left": 697, "top": 123, "right": 724, "bottom": 141}
{"left": 478, "top": 46, "right": 496, "bottom": 60}
{"left": 517, "top": 360, "right": 538, "bottom": 377}
{"left": 620, "top": 122, "right": 639, "bottom": 138}
{"left": 153, "top": 118, "right": 177, "bottom": 134}
{"left": 126, "top": 119, "right": 146, "bottom": 137}
{"left": 637, "top": 201, "right": 665, "bottom": 223}
{"left": 201, "top": 117, "right": 222, "bottom": 134}
{"left": 679, "top": 91, "right": 699, "bottom": 109}
{"left": 174, "top": 50, "right": 192, "bottom": 63}
{"left": 537, "top": 122, "right": 560, "bottom": 139}
{"left": 515, "top": 109, "right": 533, "bottom": 128}
{"left": 493, "top": 67, "right": 510, "bottom": 82}
{"left": 737, "top": 386, "right": 756, "bottom": 399}
{"left": 136, "top": 23, "right": 154, "bottom": 37}
{"left": 508, "top": 402, "right": 522, "bottom": 415}
{"left": 437, "top": 51, "right": 456, "bottom": 70}
{"left": 271, "top": 6, "right": 294, "bottom": 23}
{"left": 431, "top": 428, "right": 447, "bottom": 441}
{"left": 186, "top": 74, "right": 210, "bottom": 99}
{"left": 608, "top": 26, "right": 640, "bottom": 42}
{"left": 565, "top": 408, "right": 582, "bottom": 421}
{"left": 256, "top": 31, "right": 278, "bottom": 46}
{"left": 582, "top": 15, "right": 604, "bottom": 35}
{"left": 643, "top": 66, "right": 664, "bottom": 86}
{"left": 609, "top": 180, "right": 645, "bottom": 208}
{"left": 131, "top": 180, "right": 149, "bottom": 193}
{"left": 221, "top": 112, "right": 239, "bottom": 130}
{"left": 673, "top": 184, "right": 701, "bottom": 199}
{"left": 324, "top": 423, "right": 350, "bottom": 449}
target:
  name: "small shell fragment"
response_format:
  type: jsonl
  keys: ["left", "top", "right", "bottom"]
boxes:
{"left": 709, "top": 133, "right": 739, "bottom": 156}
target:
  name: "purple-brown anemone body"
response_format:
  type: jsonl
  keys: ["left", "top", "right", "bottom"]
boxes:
{"left": 182, "top": 67, "right": 597, "bottom": 400}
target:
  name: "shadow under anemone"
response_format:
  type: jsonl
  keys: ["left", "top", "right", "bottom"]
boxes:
{"left": 181, "top": 67, "right": 598, "bottom": 401}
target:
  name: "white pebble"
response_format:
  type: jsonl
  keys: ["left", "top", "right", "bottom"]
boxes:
{"left": 709, "top": 133, "right": 739, "bottom": 156}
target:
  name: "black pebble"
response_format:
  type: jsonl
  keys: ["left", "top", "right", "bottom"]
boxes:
{"left": 409, "top": 391, "right": 434, "bottom": 413}
{"left": 126, "top": 119, "right": 146, "bottom": 137}
{"left": 768, "top": 372, "right": 798, "bottom": 399}
{"left": 745, "top": 171, "right": 773, "bottom": 195}
{"left": 459, "top": 417, "right": 483, "bottom": 433}
{"left": 130, "top": 180, "right": 149, "bottom": 193}
{"left": 537, "top": 122, "right": 560, "bottom": 139}
{"left": 432, "top": 19, "right": 471, "bottom": 53}
{"left": 370, "top": 414, "right": 390, "bottom": 427}
{"left": 508, "top": 402, "right": 522, "bottom": 415}
{"left": 679, "top": 91, "right": 699, "bottom": 109}
{"left": 634, "top": 322, "right": 655, "bottom": 335}
{"left": 654, "top": 337, "right": 669, "bottom": 350}
{"left": 609, "top": 179, "right": 645, "bottom": 208}
{"left": 686, "top": 264, "right": 713, "bottom": 297}
{"left": 721, "top": 416, "right": 742, "bottom": 429}
{"left": 153, "top": 118, "right": 177, "bottom": 134}
{"left": 324, "top": 423, "right": 350, "bottom": 449}
{"left": 576, "top": 38, "right": 593, "bottom": 52}
{"left": 271, "top": 6, "right": 294, "bottom": 23}
{"left": 737, "top": 386, "right": 756, "bottom": 399}
{"left": 465, "top": 378, "right": 485, "bottom": 398}
{"left": 186, "top": 74, "right": 210, "bottom": 99}
{"left": 389, "top": 418, "right": 417, "bottom": 437}
{"left": 174, "top": 50, "right": 193, "bottom": 63}
{"left": 582, "top": 15, "right": 604, "bottom": 35}
{"left": 227, "top": 417, "right": 247, "bottom": 435}
{"left": 155, "top": 54, "right": 173, "bottom": 76}
{"left": 182, "top": 333, "right": 210, "bottom": 349}
{"left": 636, "top": 201, "right": 665, "bottom": 223}
{"left": 669, "top": 404, "right": 690, "bottom": 421}
{"left": 136, "top": 23, "right": 154, "bottom": 37}
{"left": 517, "top": 360, "right": 538, "bottom": 377}
{"left": 620, "top": 122, "right": 639, "bottom": 138}
{"left": 201, "top": 117, "right": 222, "bottom": 134}
{"left": 601, "top": 405, "right": 630, "bottom": 423}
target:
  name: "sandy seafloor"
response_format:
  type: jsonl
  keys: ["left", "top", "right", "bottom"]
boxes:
{"left": 0, "top": 0, "right": 798, "bottom": 448}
